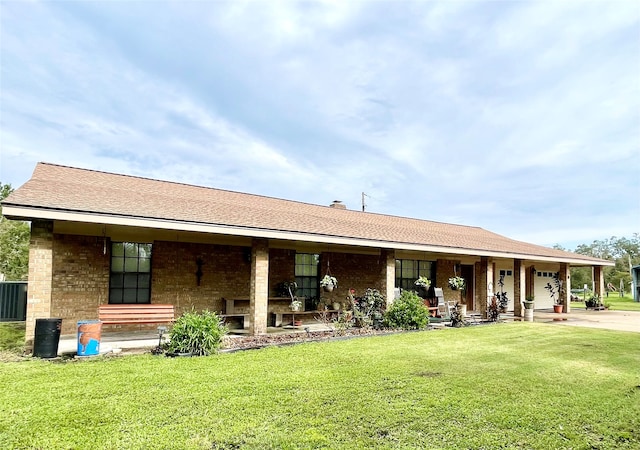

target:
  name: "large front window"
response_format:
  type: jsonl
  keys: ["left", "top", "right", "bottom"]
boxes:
{"left": 295, "top": 253, "right": 319, "bottom": 309}
{"left": 109, "top": 242, "right": 152, "bottom": 304}
{"left": 395, "top": 259, "right": 435, "bottom": 291}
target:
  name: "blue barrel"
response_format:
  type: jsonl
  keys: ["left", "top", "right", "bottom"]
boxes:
{"left": 77, "top": 320, "right": 102, "bottom": 356}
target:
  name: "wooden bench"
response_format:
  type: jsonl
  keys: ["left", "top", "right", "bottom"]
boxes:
{"left": 98, "top": 304, "right": 175, "bottom": 325}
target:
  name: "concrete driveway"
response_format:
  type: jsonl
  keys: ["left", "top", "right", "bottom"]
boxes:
{"left": 534, "top": 308, "right": 640, "bottom": 333}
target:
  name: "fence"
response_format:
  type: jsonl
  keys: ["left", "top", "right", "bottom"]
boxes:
{"left": 0, "top": 281, "right": 27, "bottom": 321}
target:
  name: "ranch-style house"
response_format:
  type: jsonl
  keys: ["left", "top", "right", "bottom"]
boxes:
{"left": 2, "top": 163, "right": 612, "bottom": 344}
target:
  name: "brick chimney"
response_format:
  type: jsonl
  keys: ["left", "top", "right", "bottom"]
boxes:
{"left": 329, "top": 200, "right": 347, "bottom": 210}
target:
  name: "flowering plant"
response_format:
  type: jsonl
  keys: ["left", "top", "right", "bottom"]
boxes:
{"left": 320, "top": 275, "right": 338, "bottom": 287}
{"left": 414, "top": 276, "right": 431, "bottom": 288}
{"left": 448, "top": 276, "right": 465, "bottom": 290}
{"left": 290, "top": 299, "right": 302, "bottom": 310}
{"left": 351, "top": 288, "right": 386, "bottom": 328}
{"left": 345, "top": 288, "right": 357, "bottom": 309}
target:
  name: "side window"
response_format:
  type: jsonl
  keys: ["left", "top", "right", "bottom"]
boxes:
{"left": 109, "top": 242, "right": 152, "bottom": 304}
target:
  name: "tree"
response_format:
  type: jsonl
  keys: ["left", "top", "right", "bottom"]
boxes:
{"left": 0, "top": 183, "right": 30, "bottom": 280}
{"left": 572, "top": 234, "right": 640, "bottom": 293}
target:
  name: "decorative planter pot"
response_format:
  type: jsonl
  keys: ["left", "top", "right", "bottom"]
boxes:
{"left": 553, "top": 304, "right": 563, "bottom": 313}
{"left": 523, "top": 301, "right": 534, "bottom": 322}
{"left": 417, "top": 287, "right": 429, "bottom": 298}
{"left": 523, "top": 300, "right": 534, "bottom": 309}
{"left": 332, "top": 302, "right": 341, "bottom": 311}
{"left": 458, "top": 304, "right": 467, "bottom": 316}
{"left": 290, "top": 305, "right": 301, "bottom": 312}
{"left": 323, "top": 284, "right": 335, "bottom": 293}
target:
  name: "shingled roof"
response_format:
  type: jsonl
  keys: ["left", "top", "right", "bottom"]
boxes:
{"left": 2, "top": 163, "right": 609, "bottom": 265}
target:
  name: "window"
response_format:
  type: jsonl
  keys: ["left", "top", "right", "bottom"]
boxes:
{"left": 499, "top": 270, "right": 513, "bottom": 277}
{"left": 537, "top": 271, "right": 558, "bottom": 278}
{"left": 109, "top": 242, "right": 152, "bottom": 304}
{"left": 295, "top": 253, "right": 319, "bottom": 308}
{"left": 395, "top": 259, "right": 435, "bottom": 291}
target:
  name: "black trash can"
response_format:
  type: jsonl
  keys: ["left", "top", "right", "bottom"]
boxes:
{"left": 33, "top": 318, "right": 63, "bottom": 358}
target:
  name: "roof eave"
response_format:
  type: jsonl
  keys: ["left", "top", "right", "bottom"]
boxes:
{"left": 2, "top": 204, "right": 613, "bottom": 267}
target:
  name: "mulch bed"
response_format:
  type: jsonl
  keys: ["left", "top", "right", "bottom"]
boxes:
{"left": 220, "top": 327, "right": 402, "bottom": 352}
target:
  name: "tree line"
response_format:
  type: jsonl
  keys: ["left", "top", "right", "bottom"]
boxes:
{"left": 0, "top": 183, "right": 29, "bottom": 280}
{"left": 554, "top": 234, "right": 640, "bottom": 293}
{"left": 1, "top": 182, "right": 638, "bottom": 291}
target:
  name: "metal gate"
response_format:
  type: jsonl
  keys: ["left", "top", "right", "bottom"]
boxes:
{"left": 0, "top": 282, "right": 27, "bottom": 321}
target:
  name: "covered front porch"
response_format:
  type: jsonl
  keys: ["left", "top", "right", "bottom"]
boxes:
{"left": 23, "top": 219, "right": 611, "bottom": 343}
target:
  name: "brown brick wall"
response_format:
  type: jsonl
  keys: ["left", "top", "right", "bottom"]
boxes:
{"left": 51, "top": 234, "right": 110, "bottom": 335}
{"left": 25, "top": 220, "right": 54, "bottom": 341}
{"left": 475, "top": 257, "right": 491, "bottom": 316}
{"left": 268, "top": 249, "right": 295, "bottom": 296}
{"left": 249, "top": 239, "right": 270, "bottom": 334}
{"left": 151, "top": 241, "right": 251, "bottom": 316}
{"left": 318, "top": 252, "right": 387, "bottom": 306}
{"left": 436, "top": 259, "right": 462, "bottom": 303}
{"left": 46, "top": 236, "right": 255, "bottom": 335}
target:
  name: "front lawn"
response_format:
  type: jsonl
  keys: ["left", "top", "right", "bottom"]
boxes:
{"left": 571, "top": 293, "right": 640, "bottom": 312}
{"left": 1, "top": 323, "right": 639, "bottom": 449}
{"left": 604, "top": 293, "right": 640, "bottom": 312}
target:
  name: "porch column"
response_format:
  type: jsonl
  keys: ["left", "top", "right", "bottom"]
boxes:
{"left": 381, "top": 249, "right": 396, "bottom": 306}
{"left": 593, "top": 265, "right": 605, "bottom": 301}
{"left": 560, "top": 263, "right": 570, "bottom": 313}
{"left": 475, "top": 257, "right": 492, "bottom": 318}
{"left": 25, "top": 220, "right": 54, "bottom": 347}
{"left": 249, "top": 238, "right": 269, "bottom": 335}
{"left": 514, "top": 259, "right": 525, "bottom": 317}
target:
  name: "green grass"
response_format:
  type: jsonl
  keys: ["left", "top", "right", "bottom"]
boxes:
{"left": 1, "top": 323, "right": 639, "bottom": 449}
{"left": 0, "top": 322, "right": 25, "bottom": 352}
{"left": 572, "top": 293, "right": 640, "bottom": 312}
{"left": 604, "top": 294, "right": 640, "bottom": 312}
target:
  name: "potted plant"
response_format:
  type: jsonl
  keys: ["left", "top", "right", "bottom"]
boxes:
{"left": 523, "top": 295, "right": 535, "bottom": 309}
{"left": 545, "top": 274, "right": 565, "bottom": 313}
{"left": 414, "top": 276, "right": 431, "bottom": 298}
{"left": 320, "top": 275, "right": 338, "bottom": 292}
{"left": 585, "top": 294, "right": 603, "bottom": 310}
{"left": 448, "top": 276, "right": 465, "bottom": 291}
{"left": 495, "top": 275, "right": 509, "bottom": 313}
{"left": 289, "top": 299, "right": 302, "bottom": 312}
{"left": 449, "top": 303, "right": 467, "bottom": 328}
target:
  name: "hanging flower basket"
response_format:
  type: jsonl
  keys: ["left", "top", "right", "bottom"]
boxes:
{"left": 448, "top": 276, "right": 465, "bottom": 291}
{"left": 320, "top": 275, "right": 338, "bottom": 292}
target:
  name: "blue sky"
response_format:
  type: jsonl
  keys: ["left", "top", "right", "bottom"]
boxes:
{"left": 1, "top": 0, "right": 638, "bottom": 249}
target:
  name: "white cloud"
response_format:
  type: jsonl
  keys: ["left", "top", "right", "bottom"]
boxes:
{"left": 1, "top": 0, "right": 638, "bottom": 248}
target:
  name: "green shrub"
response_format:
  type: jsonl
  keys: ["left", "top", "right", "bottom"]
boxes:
{"left": 384, "top": 291, "right": 430, "bottom": 330}
{"left": 167, "top": 310, "right": 227, "bottom": 356}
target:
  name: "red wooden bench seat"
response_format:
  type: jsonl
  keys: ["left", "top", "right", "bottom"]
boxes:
{"left": 98, "top": 304, "right": 175, "bottom": 325}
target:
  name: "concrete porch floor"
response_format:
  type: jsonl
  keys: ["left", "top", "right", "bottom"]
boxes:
{"left": 56, "top": 323, "right": 337, "bottom": 356}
